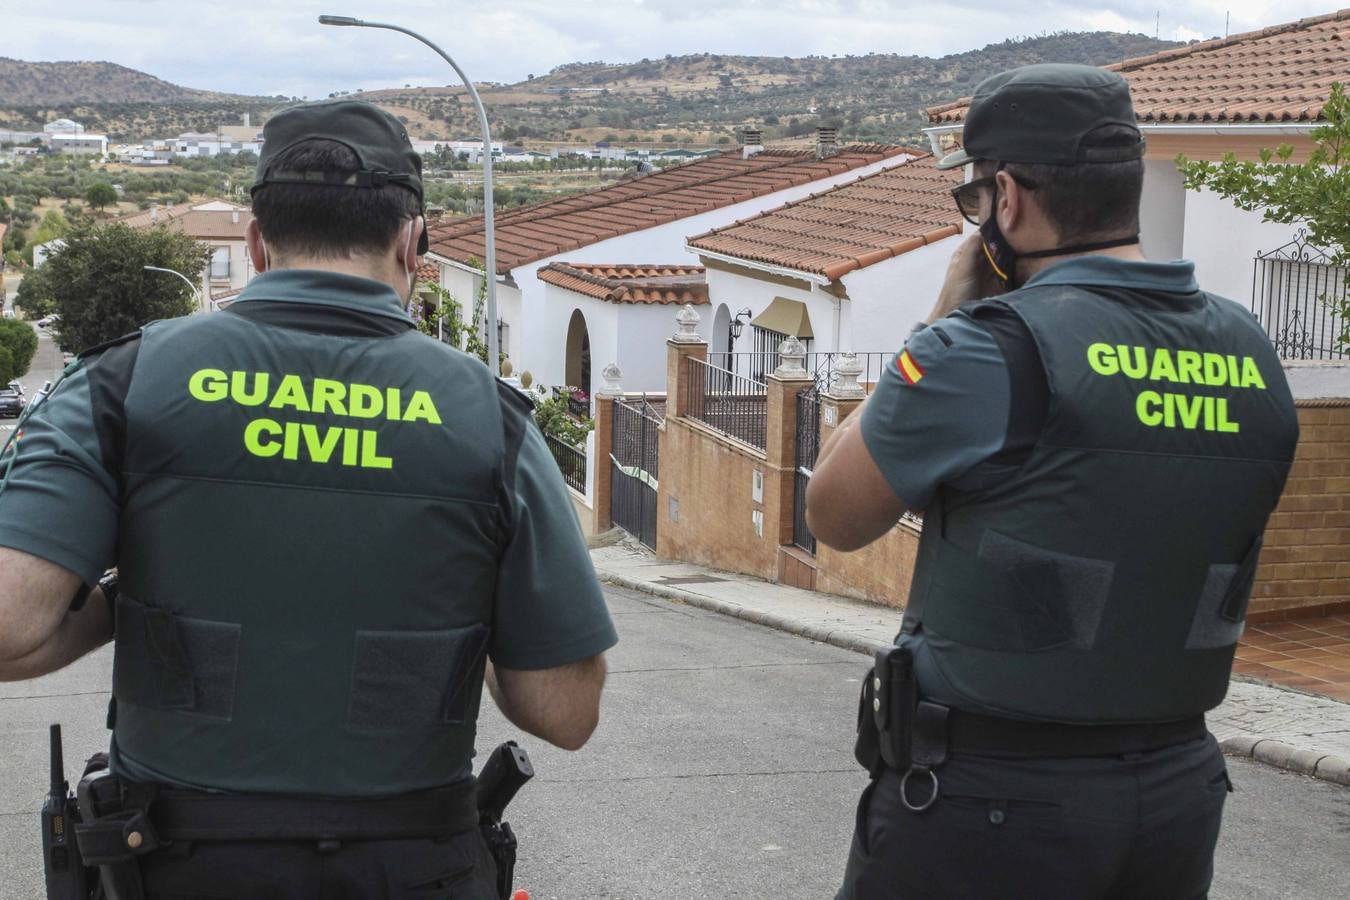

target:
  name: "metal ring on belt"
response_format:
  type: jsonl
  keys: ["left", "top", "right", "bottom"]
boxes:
{"left": 899, "top": 766, "right": 939, "bottom": 813}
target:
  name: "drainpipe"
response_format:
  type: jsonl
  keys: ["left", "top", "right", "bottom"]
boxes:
{"left": 832, "top": 295, "right": 841, "bottom": 353}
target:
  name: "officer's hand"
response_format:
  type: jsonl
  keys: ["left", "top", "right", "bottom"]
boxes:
{"left": 927, "top": 234, "right": 1005, "bottom": 324}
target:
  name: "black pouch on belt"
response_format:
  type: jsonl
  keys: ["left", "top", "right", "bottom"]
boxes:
{"left": 854, "top": 646, "right": 917, "bottom": 774}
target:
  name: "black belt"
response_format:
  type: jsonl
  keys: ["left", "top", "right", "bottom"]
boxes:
{"left": 149, "top": 780, "right": 479, "bottom": 842}
{"left": 946, "top": 710, "right": 1207, "bottom": 759}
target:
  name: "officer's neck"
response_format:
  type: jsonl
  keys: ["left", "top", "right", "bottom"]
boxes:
{"left": 266, "top": 253, "right": 410, "bottom": 299}
{"left": 1015, "top": 240, "right": 1147, "bottom": 283}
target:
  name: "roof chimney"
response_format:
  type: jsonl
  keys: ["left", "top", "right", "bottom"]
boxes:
{"left": 242, "top": 112, "right": 251, "bottom": 127}
{"left": 740, "top": 127, "right": 763, "bottom": 159}
{"left": 816, "top": 126, "right": 839, "bottom": 159}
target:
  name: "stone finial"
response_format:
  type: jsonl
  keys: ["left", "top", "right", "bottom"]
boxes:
{"left": 829, "top": 352, "right": 867, "bottom": 398}
{"left": 520, "top": 370, "right": 534, "bottom": 389}
{"left": 672, "top": 303, "right": 703, "bottom": 343}
{"left": 598, "top": 362, "right": 624, "bottom": 397}
{"left": 500, "top": 357, "right": 514, "bottom": 377}
{"left": 774, "top": 336, "right": 808, "bottom": 377}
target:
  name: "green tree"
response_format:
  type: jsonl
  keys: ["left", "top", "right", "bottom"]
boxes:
{"left": 85, "top": 182, "right": 118, "bottom": 214}
{"left": 22, "top": 209, "right": 71, "bottom": 266}
{"left": 13, "top": 263, "right": 56, "bottom": 320}
{"left": 0, "top": 318, "right": 39, "bottom": 383}
{"left": 42, "top": 222, "right": 206, "bottom": 352}
{"left": 1177, "top": 83, "right": 1350, "bottom": 349}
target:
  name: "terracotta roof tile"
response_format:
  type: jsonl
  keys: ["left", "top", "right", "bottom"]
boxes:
{"left": 537, "top": 263, "right": 709, "bottom": 305}
{"left": 118, "top": 201, "right": 252, "bottom": 240}
{"left": 686, "top": 156, "right": 964, "bottom": 280}
{"left": 428, "top": 145, "right": 913, "bottom": 274}
{"left": 415, "top": 262, "right": 439, "bottom": 284}
{"left": 927, "top": 10, "right": 1350, "bottom": 125}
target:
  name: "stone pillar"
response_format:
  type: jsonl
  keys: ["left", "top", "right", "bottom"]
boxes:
{"left": 591, "top": 362, "right": 624, "bottom": 533}
{"left": 766, "top": 337, "right": 814, "bottom": 544}
{"left": 820, "top": 353, "right": 868, "bottom": 448}
{"left": 667, "top": 304, "right": 708, "bottom": 419}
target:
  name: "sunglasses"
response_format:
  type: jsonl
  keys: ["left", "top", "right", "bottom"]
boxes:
{"left": 949, "top": 169, "right": 1038, "bottom": 226}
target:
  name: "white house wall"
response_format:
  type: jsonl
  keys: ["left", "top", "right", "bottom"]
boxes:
{"left": 435, "top": 263, "right": 523, "bottom": 365}
{"left": 509, "top": 153, "right": 917, "bottom": 390}
{"left": 842, "top": 235, "right": 962, "bottom": 353}
{"left": 541, "top": 284, "right": 620, "bottom": 398}
{"left": 1182, "top": 187, "right": 1300, "bottom": 309}
{"left": 1140, "top": 159, "right": 1187, "bottom": 262}
{"left": 702, "top": 266, "right": 834, "bottom": 356}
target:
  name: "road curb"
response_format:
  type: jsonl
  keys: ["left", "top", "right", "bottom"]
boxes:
{"left": 601, "top": 568, "right": 1350, "bottom": 788}
{"left": 598, "top": 571, "right": 890, "bottom": 657}
{"left": 1220, "top": 737, "right": 1350, "bottom": 786}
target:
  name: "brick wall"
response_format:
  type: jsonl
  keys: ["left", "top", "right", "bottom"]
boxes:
{"left": 1251, "top": 400, "right": 1350, "bottom": 620}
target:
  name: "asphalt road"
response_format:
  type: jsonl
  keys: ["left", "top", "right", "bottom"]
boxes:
{"left": 0, "top": 587, "right": 1347, "bottom": 898}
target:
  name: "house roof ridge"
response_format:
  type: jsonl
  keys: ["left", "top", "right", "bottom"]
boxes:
{"left": 1110, "top": 8, "right": 1350, "bottom": 73}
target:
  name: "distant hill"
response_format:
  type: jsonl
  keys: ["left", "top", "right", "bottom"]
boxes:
{"left": 0, "top": 31, "right": 1184, "bottom": 145}
{"left": 359, "top": 31, "right": 1186, "bottom": 145}
{"left": 0, "top": 58, "right": 279, "bottom": 141}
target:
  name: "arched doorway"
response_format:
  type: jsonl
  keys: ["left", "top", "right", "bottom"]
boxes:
{"left": 712, "top": 303, "right": 731, "bottom": 362}
{"left": 564, "top": 309, "right": 591, "bottom": 398}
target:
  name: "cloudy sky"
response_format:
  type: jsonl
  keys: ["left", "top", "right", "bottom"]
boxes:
{"left": 0, "top": 0, "right": 1336, "bottom": 98}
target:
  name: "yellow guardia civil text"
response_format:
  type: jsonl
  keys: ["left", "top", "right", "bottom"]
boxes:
{"left": 187, "top": 369, "right": 444, "bottom": 469}
{"left": 1085, "top": 344, "right": 1267, "bottom": 433}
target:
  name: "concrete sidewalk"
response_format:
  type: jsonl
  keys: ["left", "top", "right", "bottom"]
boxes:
{"left": 592, "top": 540, "right": 1350, "bottom": 786}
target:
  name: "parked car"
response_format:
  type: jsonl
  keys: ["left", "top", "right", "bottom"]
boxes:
{"left": 6, "top": 380, "right": 22, "bottom": 396}
{"left": 1, "top": 309, "right": 15, "bottom": 319}
{"left": 37, "top": 314, "right": 59, "bottom": 328}
{"left": 0, "top": 389, "right": 24, "bottom": 418}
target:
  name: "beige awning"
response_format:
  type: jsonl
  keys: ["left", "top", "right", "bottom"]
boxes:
{"left": 750, "top": 297, "right": 814, "bottom": 339}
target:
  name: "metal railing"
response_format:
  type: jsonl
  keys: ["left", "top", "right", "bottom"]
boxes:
{"left": 1251, "top": 231, "right": 1348, "bottom": 360}
{"left": 686, "top": 357, "right": 767, "bottom": 450}
{"left": 792, "top": 388, "right": 820, "bottom": 554}
{"left": 543, "top": 432, "right": 587, "bottom": 494}
{"left": 611, "top": 398, "right": 660, "bottom": 549}
{"left": 707, "top": 351, "right": 893, "bottom": 391}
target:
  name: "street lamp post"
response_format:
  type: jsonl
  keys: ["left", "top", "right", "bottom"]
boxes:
{"left": 143, "top": 265, "right": 205, "bottom": 313}
{"left": 319, "top": 14, "right": 500, "bottom": 376}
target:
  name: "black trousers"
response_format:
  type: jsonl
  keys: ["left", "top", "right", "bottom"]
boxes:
{"left": 837, "top": 733, "right": 1230, "bottom": 900}
{"left": 136, "top": 829, "right": 498, "bottom": 900}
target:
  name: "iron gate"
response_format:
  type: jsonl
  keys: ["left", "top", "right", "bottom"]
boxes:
{"left": 611, "top": 397, "right": 660, "bottom": 550}
{"left": 792, "top": 387, "right": 820, "bottom": 554}
{"left": 1252, "top": 230, "right": 1348, "bottom": 360}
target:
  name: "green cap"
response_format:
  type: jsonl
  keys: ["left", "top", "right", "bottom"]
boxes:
{"left": 252, "top": 99, "right": 424, "bottom": 202}
{"left": 936, "top": 64, "right": 1144, "bottom": 170}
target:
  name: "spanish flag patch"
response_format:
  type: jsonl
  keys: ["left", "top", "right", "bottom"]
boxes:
{"left": 895, "top": 349, "right": 925, "bottom": 385}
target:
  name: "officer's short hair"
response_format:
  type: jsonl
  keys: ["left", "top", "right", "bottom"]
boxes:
{"left": 986, "top": 125, "right": 1144, "bottom": 243}
{"left": 251, "top": 140, "right": 422, "bottom": 259}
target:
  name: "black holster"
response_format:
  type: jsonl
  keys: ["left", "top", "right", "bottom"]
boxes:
{"left": 73, "top": 756, "right": 158, "bottom": 900}
{"left": 855, "top": 647, "right": 949, "bottom": 812}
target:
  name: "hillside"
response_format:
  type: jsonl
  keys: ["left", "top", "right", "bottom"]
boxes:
{"left": 359, "top": 31, "right": 1185, "bottom": 145}
{"left": 0, "top": 58, "right": 279, "bottom": 141}
{"left": 0, "top": 31, "right": 1183, "bottom": 145}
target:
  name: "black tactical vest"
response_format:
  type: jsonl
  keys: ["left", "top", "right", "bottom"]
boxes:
{"left": 110, "top": 309, "right": 510, "bottom": 795}
{"left": 902, "top": 285, "right": 1298, "bottom": 723}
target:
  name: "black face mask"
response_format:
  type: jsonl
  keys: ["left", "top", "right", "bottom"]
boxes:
{"left": 978, "top": 176, "right": 1141, "bottom": 290}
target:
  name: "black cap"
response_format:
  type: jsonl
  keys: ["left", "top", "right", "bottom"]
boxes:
{"left": 937, "top": 64, "right": 1144, "bottom": 170}
{"left": 252, "top": 99, "right": 424, "bottom": 202}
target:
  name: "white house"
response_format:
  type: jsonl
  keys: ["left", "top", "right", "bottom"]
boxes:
{"left": 119, "top": 200, "right": 255, "bottom": 309}
{"left": 685, "top": 154, "right": 964, "bottom": 372}
{"left": 425, "top": 136, "right": 921, "bottom": 395}
{"left": 172, "top": 132, "right": 262, "bottom": 157}
{"left": 923, "top": 9, "right": 1349, "bottom": 360}
{"left": 537, "top": 263, "right": 709, "bottom": 395}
